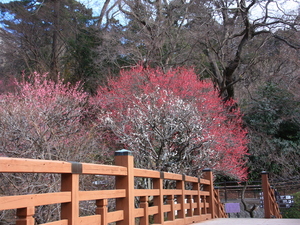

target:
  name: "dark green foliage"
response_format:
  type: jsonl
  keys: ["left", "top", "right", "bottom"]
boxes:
{"left": 243, "top": 83, "right": 300, "bottom": 181}
{"left": 0, "top": 0, "right": 103, "bottom": 92}
{"left": 63, "top": 27, "right": 101, "bottom": 93}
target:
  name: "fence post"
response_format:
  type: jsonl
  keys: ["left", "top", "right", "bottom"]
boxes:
{"left": 261, "top": 171, "right": 271, "bottom": 218}
{"left": 202, "top": 168, "right": 215, "bottom": 219}
{"left": 16, "top": 206, "right": 35, "bottom": 225}
{"left": 176, "top": 175, "right": 186, "bottom": 220}
{"left": 96, "top": 199, "right": 107, "bottom": 224}
{"left": 115, "top": 149, "right": 134, "bottom": 225}
{"left": 193, "top": 179, "right": 201, "bottom": 216}
{"left": 167, "top": 195, "right": 175, "bottom": 221}
{"left": 153, "top": 172, "right": 164, "bottom": 224}
{"left": 140, "top": 196, "right": 149, "bottom": 225}
{"left": 61, "top": 162, "right": 81, "bottom": 225}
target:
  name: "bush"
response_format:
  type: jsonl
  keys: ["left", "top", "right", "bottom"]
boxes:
{"left": 281, "top": 192, "right": 300, "bottom": 218}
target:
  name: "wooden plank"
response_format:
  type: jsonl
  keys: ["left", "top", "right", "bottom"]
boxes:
{"left": 199, "top": 191, "right": 210, "bottom": 196}
{"left": 185, "top": 190, "right": 199, "bottom": 195}
{"left": 200, "top": 179, "right": 210, "bottom": 185}
{"left": 174, "top": 203, "right": 181, "bottom": 211}
{"left": 185, "top": 202, "right": 190, "bottom": 209}
{"left": 162, "top": 204, "right": 171, "bottom": 213}
{"left": 163, "top": 172, "right": 182, "bottom": 180}
{"left": 148, "top": 206, "right": 159, "bottom": 215}
{"left": 134, "top": 208, "right": 144, "bottom": 218}
{"left": 192, "top": 202, "right": 197, "bottom": 208}
{"left": 201, "top": 214, "right": 212, "bottom": 220}
{"left": 79, "top": 189, "right": 126, "bottom": 201}
{"left": 107, "top": 210, "right": 124, "bottom": 223}
{"left": 185, "top": 215, "right": 203, "bottom": 224}
{"left": 82, "top": 163, "right": 127, "bottom": 175}
{"left": 0, "top": 192, "right": 71, "bottom": 210}
{"left": 163, "top": 219, "right": 184, "bottom": 225}
{"left": 185, "top": 176, "right": 198, "bottom": 183}
{"left": 134, "top": 168, "right": 160, "bottom": 178}
{"left": 188, "top": 215, "right": 202, "bottom": 222}
{"left": 0, "top": 157, "right": 71, "bottom": 173}
{"left": 41, "top": 220, "right": 68, "bottom": 225}
{"left": 134, "top": 189, "right": 159, "bottom": 197}
{"left": 77, "top": 215, "right": 100, "bottom": 225}
{"left": 163, "top": 189, "right": 182, "bottom": 196}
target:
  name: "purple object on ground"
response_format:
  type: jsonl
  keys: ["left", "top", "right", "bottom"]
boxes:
{"left": 225, "top": 203, "right": 241, "bottom": 213}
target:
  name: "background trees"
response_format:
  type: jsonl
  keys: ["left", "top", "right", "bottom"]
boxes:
{"left": 196, "top": 0, "right": 300, "bottom": 99}
{"left": 243, "top": 82, "right": 300, "bottom": 180}
{"left": 0, "top": 0, "right": 101, "bottom": 91}
{"left": 1, "top": 0, "right": 299, "bottom": 98}
{"left": 117, "top": 0, "right": 300, "bottom": 100}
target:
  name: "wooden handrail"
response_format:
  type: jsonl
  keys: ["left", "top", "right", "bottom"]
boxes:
{"left": 261, "top": 171, "right": 282, "bottom": 218}
{"left": 0, "top": 150, "right": 227, "bottom": 225}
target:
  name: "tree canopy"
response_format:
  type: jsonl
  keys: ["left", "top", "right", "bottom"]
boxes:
{"left": 92, "top": 66, "right": 248, "bottom": 180}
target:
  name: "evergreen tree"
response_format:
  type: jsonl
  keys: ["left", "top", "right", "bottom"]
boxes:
{"left": 243, "top": 83, "right": 300, "bottom": 180}
{"left": 0, "top": 0, "right": 100, "bottom": 91}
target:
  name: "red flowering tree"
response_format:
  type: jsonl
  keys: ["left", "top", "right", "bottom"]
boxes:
{"left": 92, "top": 66, "right": 248, "bottom": 180}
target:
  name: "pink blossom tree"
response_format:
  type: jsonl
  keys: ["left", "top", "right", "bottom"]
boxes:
{"left": 0, "top": 74, "right": 112, "bottom": 223}
{"left": 92, "top": 66, "right": 248, "bottom": 180}
{"left": 0, "top": 73, "right": 99, "bottom": 161}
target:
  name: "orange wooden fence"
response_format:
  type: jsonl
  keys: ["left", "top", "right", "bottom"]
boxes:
{"left": 261, "top": 171, "right": 282, "bottom": 218}
{"left": 0, "top": 149, "right": 227, "bottom": 225}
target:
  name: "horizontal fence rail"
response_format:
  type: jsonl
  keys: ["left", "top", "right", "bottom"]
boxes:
{"left": 0, "top": 149, "right": 227, "bottom": 225}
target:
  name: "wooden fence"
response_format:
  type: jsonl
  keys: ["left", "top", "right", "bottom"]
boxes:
{"left": 261, "top": 171, "right": 282, "bottom": 218}
{"left": 0, "top": 149, "right": 227, "bottom": 225}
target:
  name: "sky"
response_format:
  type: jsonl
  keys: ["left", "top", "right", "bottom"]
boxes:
{"left": 0, "top": 0, "right": 298, "bottom": 18}
{"left": 0, "top": 0, "right": 122, "bottom": 19}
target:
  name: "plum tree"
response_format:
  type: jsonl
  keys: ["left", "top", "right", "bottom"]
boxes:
{"left": 92, "top": 66, "right": 248, "bottom": 180}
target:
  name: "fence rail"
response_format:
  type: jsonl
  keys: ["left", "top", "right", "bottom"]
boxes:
{"left": 0, "top": 149, "right": 227, "bottom": 225}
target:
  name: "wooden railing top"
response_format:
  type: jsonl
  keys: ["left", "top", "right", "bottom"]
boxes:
{"left": 0, "top": 157, "right": 127, "bottom": 175}
{"left": 1, "top": 157, "right": 211, "bottom": 185}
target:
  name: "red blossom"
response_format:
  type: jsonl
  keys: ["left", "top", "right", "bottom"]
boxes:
{"left": 92, "top": 66, "right": 248, "bottom": 180}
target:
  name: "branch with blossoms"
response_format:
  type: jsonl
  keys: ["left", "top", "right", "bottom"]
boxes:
{"left": 94, "top": 66, "right": 248, "bottom": 180}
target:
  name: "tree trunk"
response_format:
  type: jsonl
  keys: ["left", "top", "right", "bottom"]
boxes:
{"left": 50, "top": 0, "right": 60, "bottom": 81}
{"left": 241, "top": 182, "right": 257, "bottom": 218}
